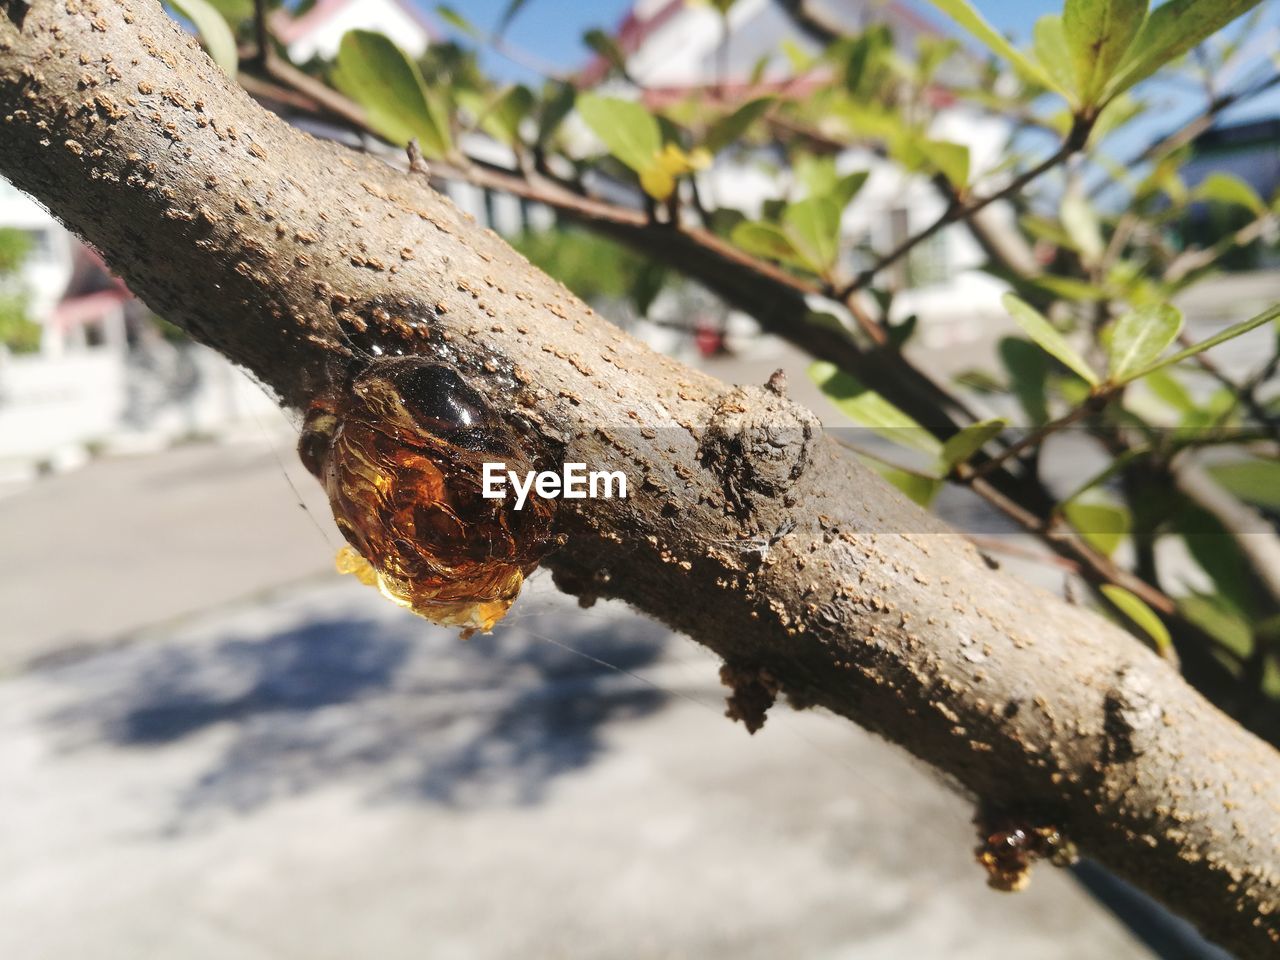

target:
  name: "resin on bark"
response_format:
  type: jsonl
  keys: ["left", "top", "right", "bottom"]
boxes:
{"left": 301, "top": 358, "right": 557, "bottom": 635}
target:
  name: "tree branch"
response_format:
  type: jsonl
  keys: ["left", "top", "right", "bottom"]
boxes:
{"left": 3, "top": 4, "right": 1279, "bottom": 956}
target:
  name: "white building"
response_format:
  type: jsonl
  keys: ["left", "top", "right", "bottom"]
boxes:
{"left": 578, "top": 0, "right": 1018, "bottom": 347}
{"left": 270, "top": 0, "right": 436, "bottom": 64}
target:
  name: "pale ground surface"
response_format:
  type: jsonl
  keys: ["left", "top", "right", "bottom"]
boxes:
{"left": 0, "top": 431, "right": 1158, "bottom": 958}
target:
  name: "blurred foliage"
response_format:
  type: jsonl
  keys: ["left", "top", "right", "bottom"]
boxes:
{"left": 0, "top": 228, "right": 38, "bottom": 354}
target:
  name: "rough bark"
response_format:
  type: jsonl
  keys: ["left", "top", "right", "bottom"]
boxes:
{"left": 2, "top": 3, "right": 1278, "bottom": 955}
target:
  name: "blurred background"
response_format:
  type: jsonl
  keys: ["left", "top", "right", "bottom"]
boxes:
{"left": 2, "top": 0, "right": 1278, "bottom": 956}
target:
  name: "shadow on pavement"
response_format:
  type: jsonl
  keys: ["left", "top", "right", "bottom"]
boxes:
{"left": 45, "top": 599, "right": 670, "bottom": 822}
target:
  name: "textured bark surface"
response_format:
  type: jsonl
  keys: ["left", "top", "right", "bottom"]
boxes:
{"left": 2, "top": 3, "right": 1278, "bottom": 955}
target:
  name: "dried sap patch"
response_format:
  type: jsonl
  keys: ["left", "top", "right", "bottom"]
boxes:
{"left": 301, "top": 358, "right": 557, "bottom": 635}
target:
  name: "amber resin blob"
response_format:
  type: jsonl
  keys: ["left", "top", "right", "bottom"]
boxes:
{"left": 300, "top": 358, "right": 557, "bottom": 634}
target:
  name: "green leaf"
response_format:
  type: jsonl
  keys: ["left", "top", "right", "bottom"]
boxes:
{"left": 1128, "top": 302, "right": 1280, "bottom": 379}
{"left": 1003, "top": 294, "right": 1100, "bottom": 386}
{"left": 1179, "top": 593, "right": 1252, "bottom": 659}
{"left": 1106, "top": 0, "right": 1265, "bottom": 97}
{"left": 1064, "top": 500, "right": 1131, "bottom": 556}
{"left": 1060, "top": 190, "right": 1105, "bottom": 263}
{"left": 494, "top": 0, "right": 532, "bottom": 40}
{"left": 202, "top": 0, "right": 254, "bottom": 25}
{"left": 435, "top": 4, "right": 482, "bottom": 39}
{"left": 730, "top": 221, "right": 808, "bottom": 269}
{"left": 1101, "top": 584, "right": 1172, "bottom": 654}
{"left": 924, "top": 0, "right": 1057, "bottom": 91}
{"left": 1143, "top": 369, "right": 1196, "bottom": 413}
{"left": 535, "top": 82, "right": 576, "bottom": 146}
{"left": 1063, "top": 0, "right": 1147, "bottom": 104}
{"left": 1195, "top": 172, "right": 1266, "bottom": 216}
{"left": 830, "top": 170, "right": 870, "bottom": 209}
{"left": 999, "top": 337, "right": 1051, "bottom": 424}
{"left": 167, "top": 0, "right": 239, "bottom": 76}
{"left": 939, "top": 418, "right": 1008, "bottom": 472}
{"left": 1207, "top": 459, "right": 1280, "bottom": 511}
{"left": 703, "top": 97, "right": 773, "bottom": 154}
{"left": 809, "top": 362, "right": 942, "bottom": 456}
{"left": 1030, "top": 275, "right": 1109, "bottom": 302}
{"left": 575, "top": 94, "right": 660, "bottom": 173}
{"left": 1033, "top": 14, "right": 1079, "bottom": 103}
{"left": 925, "top": 139, "right": 970, "bottom": 189}
{"left": 1106, "top": 303, "right": 1182, "bottom": 383}
{"left": 868, "top": 462, "right": 943, "bottom": 507}
{"left": 478, "top": 84, "right": 534, "bottom": 146}
{"left": 334, "top": 30, "right": 452, "bottom": 157}
{"left": 583, "top": 28, "right": 630, "bottom": 77}
{"left": 782, "top": 197, "right": 842, "bottom": 276}
{"left": 629, "top": 260, "right": 668, "bottom": 318}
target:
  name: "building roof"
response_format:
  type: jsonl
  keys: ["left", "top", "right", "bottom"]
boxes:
{"left": 578, "top": 0, "right": 941, "bottom": 87}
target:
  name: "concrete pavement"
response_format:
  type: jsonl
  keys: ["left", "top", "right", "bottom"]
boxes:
{"left": 0, "top": 437, "right": 1156, "bottom": 958}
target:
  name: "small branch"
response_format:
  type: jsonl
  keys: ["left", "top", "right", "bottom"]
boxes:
{"left": 839, "top": 121, "right": 1092, "bottom": 300}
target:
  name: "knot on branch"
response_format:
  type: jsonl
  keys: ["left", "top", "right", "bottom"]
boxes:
{"left": 698, "top": 383, "right": 819, "bottom": 519}
{"left": 1102, "top": 665, "right": 1162, "bottom": 765}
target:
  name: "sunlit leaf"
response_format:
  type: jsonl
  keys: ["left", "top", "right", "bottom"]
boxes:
{"left": 575, "top": 94, "right": 661, "bottom": 173}
{"left": 923, "top": 0, "right": 1057, "bottom": 92}
{"left": 1179, "top": 593, "right": 1252, "bottom": 659}
{"left": 731, "top": 221, "right": 807, "bottom": 269}
{"left": 1031, "top": 275, "right": 1108, "bottom": 302}
{"left": 939, "top": 418, "right": 1008, "bottom": 472}
{"left": 334, "top": 30, "right": 452, "bottom": 156}
{"left": 704, "top": 97, "right": 773, "bottom": 153}
{"left": 435, "top": 4, "right": 482, "bottom": 39}
{"left": 583, "top": 28, "right": 630, "bottom": 77}
{"left": 1106, "top": 0, "right": 1265, "bottom": 97}
{"left": 1033, "top": 14, "right": 1078, "bottom": 103}
{"left": 168, "top": 0, "right": 238, "bottom": 76}
{"left": 1101, "top": 584, "right": 1173, "bottom": 654}
{"left": 868, "top": 462, "right": 943, "bottom": 507}
{"left": 925, "top": 139, "right": 970, "bottom": 189}
{"left": 1207, "top": 459, "right": 1280, "bottom": 511}
{"left": 830, "top": 170, "right": 870, "bottom": 209}
{"left": 1003, "top": 294, "right": 1100, "bottom": 387}
{"left": 1060, "top": 190, "right": 1105, "bottom": 263}
{"left": 809, "top": 362, "right": 942, "bottom": 456}
{"left": 1195, "top": 172, "right": 1266, "bottom": 216}
{"left": 1143, "top": 369, "right": 1196, "bottom": 414}
{"left": 783, "top": 197, "right": 841, "bottom": 276}
{"left": 1063, "top": 0, "right": 1146, "bottom": 104}
{"left": 478, "top": 84, "right": 534, "bottom": 146}
{"left": 1064, "top": 499, "right": 1131, "bottom": 556}
{"left": 1107, "top": 303, "right": 1182, "bottom": 383}
{"left": 1128, "top": 303, "right": 1280, "bottom": 379}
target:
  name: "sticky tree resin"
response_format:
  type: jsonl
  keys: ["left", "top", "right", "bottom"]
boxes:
{"left": 300, "top": 358, "right": 557, "bottom": 635}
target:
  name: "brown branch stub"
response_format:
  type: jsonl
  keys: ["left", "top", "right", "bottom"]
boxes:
{"left": 720, "top": 661, "right": 781, "bottom": 735}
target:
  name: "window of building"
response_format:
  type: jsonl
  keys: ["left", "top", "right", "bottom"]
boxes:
{"left": 906, "top": 229, "right": 950, "bottom": 289}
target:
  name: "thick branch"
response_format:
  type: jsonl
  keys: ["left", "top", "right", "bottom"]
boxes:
{"left": 2, "top": 4, "right": 1278, "bottom": 956}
